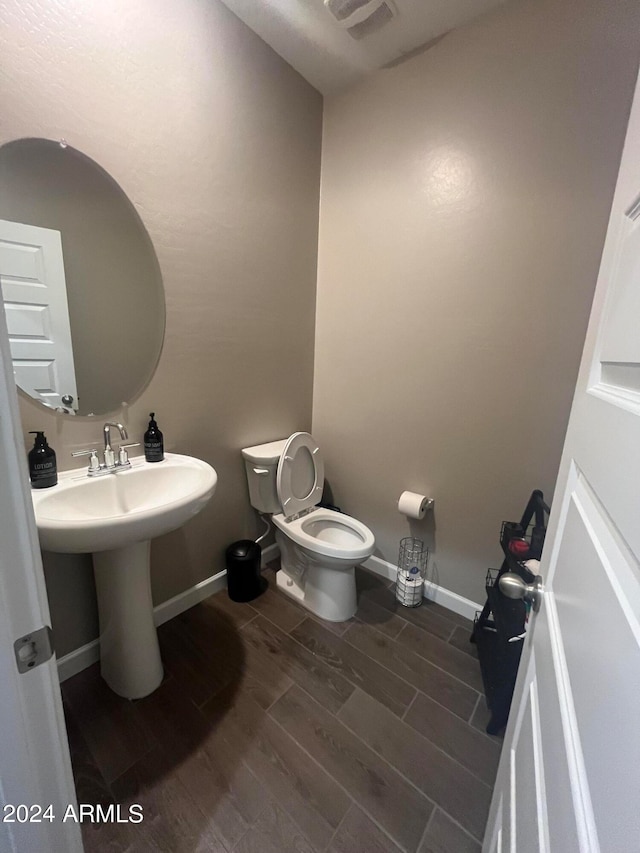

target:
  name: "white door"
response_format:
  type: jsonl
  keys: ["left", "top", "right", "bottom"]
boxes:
{"left": 484, "top": 69, "right": 640, "bottom": 852}
{"left": 0, "top": 296, "right": 82, "bottom": 850}
{"left": 0, "top": 219, "right": 78, "bottom": 412}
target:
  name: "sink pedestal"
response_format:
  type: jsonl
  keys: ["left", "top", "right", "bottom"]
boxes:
{"left": 93, "top": 541, "right": 163, "bottom": 699}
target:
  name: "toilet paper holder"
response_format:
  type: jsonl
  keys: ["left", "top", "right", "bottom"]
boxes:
{"left": 397, "top": 491, "right": 434, "bottom": 519}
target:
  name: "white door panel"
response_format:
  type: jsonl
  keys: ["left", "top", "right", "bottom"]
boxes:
{"left": 533, "top": 603, "right": 581, "bottom": 851}
{"left": 0, "top": 219, "right": 78, "bottom": 411}
{"left": 485, "top": 66, "right": 640, "bottom": 853}
{"left": 555, "top": 477, "right": 640, "bottom": 849}
{"left": 0, "top": 294, "right": 82, "bottom": 851}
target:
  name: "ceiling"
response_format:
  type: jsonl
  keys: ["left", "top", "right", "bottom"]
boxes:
{"left": 218, "top": 0, "right": 507, "bottom": 95}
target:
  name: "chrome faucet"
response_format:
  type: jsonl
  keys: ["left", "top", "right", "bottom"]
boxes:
{"left": 71, "top": 422, "right": 139, "bottom": 476}
{"left": 103, "top": 422, "right": 128, "bottom": 469}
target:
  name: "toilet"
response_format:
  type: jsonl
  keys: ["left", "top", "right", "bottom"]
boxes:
{"left": 242, "top": 432, "right": 375, "bottom": 622}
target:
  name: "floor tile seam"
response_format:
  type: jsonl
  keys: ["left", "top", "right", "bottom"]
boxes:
{"left": 232, "top": 731, "right": 349, "bottom": 853}
{"left": 161, "top": 660, "right": 240, "bottom": 707}
{"left": 229, "top": 798, "right": 273, "bottom": 853}
{"left": 77, "top": 763, "right": 118, "bottom": 809}
{"left": 404, "top": 685, "right": 502, "bottom": 752}
{"left": 402, "top": 610, "right": 467, "bottom": 643}
{"left": 242, "top": 605, "right": 307, "bottom": 639}
{"left": 400, "top": 708, "right": 500, "bottom": 790}
{"left": 428, "top": 610, "right": 475, "bottom": 632}
{"left": 193, "top": 669, "right": 255, "bottom": 712}
{"left": 110, "top": 746, "right": 218, "bottom": 839}
{"left": 468, "top": 692, "right": 483, "bottom": 726}
{"left": 257, "top": 677, "right": 296, "bottom": 713}
{"left": 266, "top": 684, "right": 433, "bottom": 853}
{"left": 351, "top": 611, "right": 408, "bottom": 640}
{"left": 79, "top": 823, "right": 136, "bottom": 853}
{"left": 216, "top": 729, "right": 282, "bottom": 820}
{"left": 322, "top": 803, "right": 349, "bottom": 853}
{"left": 286, "top": 620, "right": 417, "bottom": 718}
{"left": 340, "top": 620, "right": 484, "bottom": 702}
{"left": 388, "top": 622, "right": 484, "bottom": 692}
{"left": 237, "top": 616, "right": 347, "bottom": 702}
{"left": 166, "top": 619, "right": 257, "bottom": 678}
{"left": 308, "top": 613, "right": 352, "bottom": 637}
{"left": 358, "top": 599, "right": 460, "bottom": 645}
{"left": 464, "top": 694, "right": 506, "bottom": 746}
{"left": 61, "top": 701, "right": 112, "bottom": 782}
{"left": 269, "top": 776, "right": 350, "bottom": 853}
{"left": 235, "top": 620, "right": 357, "bottom": 716}
{"left": 238, "top": 610, "right": 260, "bottom": 631}
{"left": 223, "top": 689, "right": 354, "bottom": 846}
{"left": 447, "top": 644, "right": 480, "bottom": 663}
{"left": 415, "top": 805, "right": 437, "bottom": 853}
{"left": 336, "top": 696, "right": 493, "bottom": 806}
{"left": 400, "top": 614, "right": 460, "bottom": 651}
{"left": 176, "top": 773, "right": 244, "bottom": 853}
{"left": 429, "top": 805, "right": 486, "bottom": 846}
{"left": 185, "top": 736, "right": 273, "bottom": 840}
{"left": 99, "top": 737, "right": 160, "bottom": 789}
{"left": 408, "top": 683, "right": 483, "bottom": 725}
{"left": 399, "top": 688, "right": 420, "bottom": 723}
{"left": 322, "top": 801, "right": 414, "bottom": 853}
{"left": 246, "top": 613, "right": 383, "bottom": 710}
{"left": 445, "top": 625, "right": 479, "bottom": 656}
{"left": 104, "top": 739, "right": 169, "bottom": 795}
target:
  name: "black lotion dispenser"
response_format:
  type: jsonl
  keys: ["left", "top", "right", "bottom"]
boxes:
{"left": 28, "top": 431, "right": 58, "bottom": 488}
{"left": 144, "top": 412, "right": 164, "bottom": 463}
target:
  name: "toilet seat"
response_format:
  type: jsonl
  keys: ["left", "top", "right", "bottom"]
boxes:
{"left": 272, "top": 507, "right": 375, "bottom": 561}
{"left": 276, "top": 432, "right": 324, "bottom": 519}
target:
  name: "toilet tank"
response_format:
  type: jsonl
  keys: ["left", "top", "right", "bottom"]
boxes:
{"left": 241, "top": 438, "right": 288, "bottom": 513}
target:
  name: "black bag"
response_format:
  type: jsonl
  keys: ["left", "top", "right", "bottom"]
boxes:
{"left": 471, "top": 490, "right": 550, "bottom": 734}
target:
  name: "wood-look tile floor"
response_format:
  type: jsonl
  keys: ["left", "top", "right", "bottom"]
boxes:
{"left": 62, "top": 563, "right": 503, "bottom": 853}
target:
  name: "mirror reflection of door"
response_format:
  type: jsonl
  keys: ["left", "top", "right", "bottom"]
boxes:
{"left": 0, "top": 219, "right": 78, "bottom": 412}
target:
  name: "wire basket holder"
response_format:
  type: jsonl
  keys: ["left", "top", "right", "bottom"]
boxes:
{"left": 395, "top": 537, "right": 428, "bottom": 607}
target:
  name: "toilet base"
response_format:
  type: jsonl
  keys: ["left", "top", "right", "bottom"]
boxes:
{"left": 276, "top": 531, "right": 358, "bottom": 622}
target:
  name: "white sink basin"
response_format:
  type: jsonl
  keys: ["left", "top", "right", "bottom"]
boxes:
{"left": 32, "top": 452, "right": 217, "bottom": 553}
{"left": 31, "top": 452, "right": 217, "bottom": 700}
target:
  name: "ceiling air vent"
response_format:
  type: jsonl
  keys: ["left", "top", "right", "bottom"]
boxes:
{"left": 323, "top": 0, "right": 396, "bottom": 39}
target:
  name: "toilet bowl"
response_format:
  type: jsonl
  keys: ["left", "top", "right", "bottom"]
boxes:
{"left": 242, "top": 433, "right": 375, "bottom": 622}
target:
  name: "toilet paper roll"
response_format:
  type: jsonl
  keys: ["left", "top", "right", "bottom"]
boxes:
{"left": 397, "top": 491, "right": 432, "bottom": 520}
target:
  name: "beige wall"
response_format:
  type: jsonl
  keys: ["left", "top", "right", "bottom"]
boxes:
{"left": 1, "top": 0, "right": 322, "bottom": 655}
{"left": 314, "top": 0, "right": 640, "bottom": 602}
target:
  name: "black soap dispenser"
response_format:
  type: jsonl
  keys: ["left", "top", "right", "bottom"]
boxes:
{"left": 144, "top": 413, "right": 164, "bottom": 463}
{"left": 28, "top": 431, "right": 58, "bottom": 488}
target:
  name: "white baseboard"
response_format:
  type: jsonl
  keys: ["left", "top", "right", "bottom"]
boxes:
{"left": 56, "top": 544, "right": 479, "bottom": 681}
{"left": 152, "top": 569, "right": 228, "bottom": 626}
{"left": 57, "top": 542, "right": 280, "bottom": 683}
{"left": 56, "top": 638, "right": 101, "bottom": 683}
{"left": 362, "top": 554, "right": 482, "bottom": 622}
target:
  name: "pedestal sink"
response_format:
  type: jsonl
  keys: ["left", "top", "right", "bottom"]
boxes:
{"left": 31, "top": 453, "right": 217, "bottom": 699}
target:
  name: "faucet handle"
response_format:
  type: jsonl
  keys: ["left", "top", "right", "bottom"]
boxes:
{"left": 118, "top": 443, "right": 140, "bottom": 466}
{"left": 71, "top": 449, "right": 101, "bottom": 472}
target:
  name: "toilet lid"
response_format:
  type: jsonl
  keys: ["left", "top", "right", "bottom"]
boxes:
{"left": 276, "top": 432, "right": 324, "bottom": 518}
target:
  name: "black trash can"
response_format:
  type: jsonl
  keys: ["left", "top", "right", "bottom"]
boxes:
{"left": 226, "top": 539, "right": 267, "bottom": 602}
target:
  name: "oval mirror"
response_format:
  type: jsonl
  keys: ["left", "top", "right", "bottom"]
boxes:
{"left": 0, "top": 138, "right": 165, "bottom": 417}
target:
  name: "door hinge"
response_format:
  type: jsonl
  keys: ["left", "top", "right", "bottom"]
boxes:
{"left": 14, "top": 626, "right": 54, "bottom": 674}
